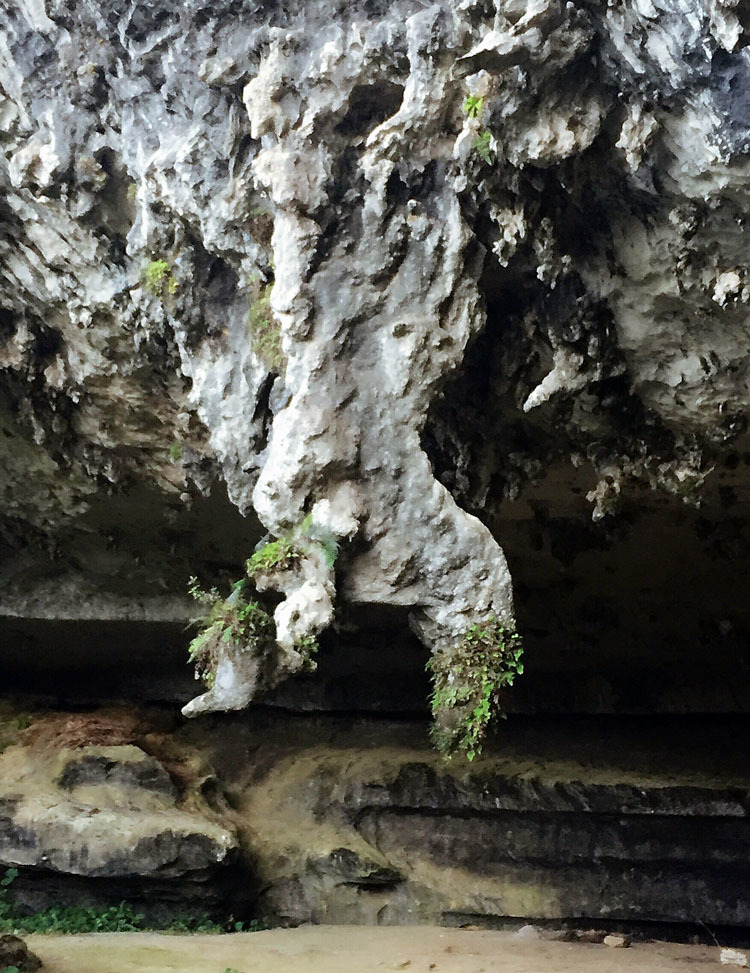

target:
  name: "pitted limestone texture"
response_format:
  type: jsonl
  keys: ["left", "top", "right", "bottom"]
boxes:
{"left": 3, "top": 0, "right": 750, "bottom": 723}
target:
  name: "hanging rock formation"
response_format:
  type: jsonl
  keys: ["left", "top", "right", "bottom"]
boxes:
{"left": 1, "top": 0, "right": 750, "bottom": 717}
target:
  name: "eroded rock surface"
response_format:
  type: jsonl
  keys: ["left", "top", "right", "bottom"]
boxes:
{"left": 188, "top": 710, "right": 750, "bottom": 928}
{"left": 2, "top": 701, "right": 750, "bottom": 929}
{"left": 2, "top": 2, "right": 750, "bottom": 712}
{"left": 0, "top": 934, "right": 42, "bottom": 973}
{"left": 0, "top": 728, "right": 237, "bottom": 913}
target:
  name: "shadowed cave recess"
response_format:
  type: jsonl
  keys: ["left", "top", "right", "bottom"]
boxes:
{"left": 2, "top": 0, "right": 750, "bottom": 941}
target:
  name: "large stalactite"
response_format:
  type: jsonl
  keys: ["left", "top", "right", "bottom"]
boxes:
{"left": 1, "top": 0, "right": 750, "bottom": 725}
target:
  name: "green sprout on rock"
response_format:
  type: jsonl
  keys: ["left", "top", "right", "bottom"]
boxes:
{"left": 246, "top": 535, "right": 302, "bottom": 577}
{"left": 299, "top": 513, "right": 339, "bottom": 568}
{"left": 187, "top": 514, "right": 343, "bottom": 687}
{"left": 187, "top": 578, "right": 274, "bottom": 689}
{"left": 293, "top": 633, "right": 319, "bottom": 671}
{"left": 473, "top": 130, "right": 494, "bottom": 165}
{"left": 427, "top": 616, "right": 523, "bottom": 760}
{"left": 463, "top": 94, "right": 484, "bottom": 118}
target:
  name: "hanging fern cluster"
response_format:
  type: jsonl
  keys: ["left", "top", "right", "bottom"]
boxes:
{"left": 427, "top": 617, "right": 523, "bottom": 760}
{"left": 187, "top": 578, "right": 274, "bottom": 688}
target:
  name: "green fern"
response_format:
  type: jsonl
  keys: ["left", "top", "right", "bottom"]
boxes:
{"left": 187, "top": 578, "right": 274, "bottom": 689}
{"left": 427, "top": 617, "right": 523, "bottom": 760}
{"left": 473, "top": 130, "right": 494, "bottom": 165}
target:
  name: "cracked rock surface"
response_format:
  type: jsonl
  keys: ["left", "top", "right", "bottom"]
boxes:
{"left": 2, "top": 0, "right": 750, "bottom": 713}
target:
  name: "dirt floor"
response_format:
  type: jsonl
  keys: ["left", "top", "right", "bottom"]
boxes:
{"left": 27, "top": 926, "right": 726, "bottom": 972}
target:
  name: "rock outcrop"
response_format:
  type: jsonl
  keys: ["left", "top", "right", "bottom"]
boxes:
{"left": 3, "top": 0, "right": 750, "bottom": 722}
{"left": 0, "top": 934, "right": 42, "bottom": 973}
{"left": 218, "top": 712, "right": 750, "bottom": 928}
{"left": 0, "top": 713, "right": 238, "bottom": 918}
{"left": 2, "top": 699, "right": 750, "bottom": 930}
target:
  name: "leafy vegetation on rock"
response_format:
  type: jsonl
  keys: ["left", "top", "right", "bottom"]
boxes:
{"left": 1, "top": 870, "right": 145, "bottom": 934}
{"left": 0, "top": 868, "right": 267, "bottom": 936}
{"left": 292, "top": 633, "right": 319, "bottom": 670}
{"left": 299, "top": 513, "right": 339, "bottom": 568}
{"left": 427, "top": 617, "right": 523, "bottom": 760}
{"left": 245, "top": 536, "right": 301, "bottom": 577}
{"left": 187, "top": 578, "right": 275, "bottom": 689}
{"left": 463, "top": 94, "right": 483, "bottom": 118}
{"left": 472, "top": 130, "right": 494, "bottom": 164}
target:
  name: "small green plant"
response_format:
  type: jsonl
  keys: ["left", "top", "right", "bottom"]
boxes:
{"left": 427, "top": 617, "right": 523, "bottom": 760}
{"left": 187, "top": 578, "right": 274, "bottom": 689}
{"left": 2, "top": 966, "right": 21, "bottom": 972}
{"left": 1, "top": 868, "right": 18, "bottom": 890}
{"left": 318, "top": 536, "right": 339, "bottom": 569}
{"left": 473, "top": 130, "right": 494, "bottom": 165}
{"left": 246, "top": 536, "right": 301, "bottom": 577}
{"left": 1, "top": 869, "right": 143, "bottom": 934}
{"left": 13, "top": 902, "right": 144, "bottom": 934}
{"left": 248, "top": 517, "right": 339, "bottom": 578}
{"left": 463, "top": 94, "right": 484, "bottom": 118}
{"left": 1, "top": 869, "right": 268, "bottom": 937}
{"left": 169, "top": 441, "right": 182, "bottom": 462}
{"left": 299, "top": 514, "right": 339, "bottom": 569}
{"left": 293, "top": 634, "right": 319, "bottom": 671}
{"left": 164, "top": 912, "right": 224, "bottom": 933}
{"left": 142, "top": 259, "right": 178, "bottom": 300}
{"left": 247, "top": 276, "right": 284, "bottom": 371}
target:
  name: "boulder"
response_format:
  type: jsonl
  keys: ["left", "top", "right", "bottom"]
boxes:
{"left": 0, "top": 934, "right": 42, "bottom": 972}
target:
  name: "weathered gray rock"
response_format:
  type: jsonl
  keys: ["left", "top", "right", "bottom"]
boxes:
{"left": 3, "top": 0, "right": 750, "bottom": 717}
{"left": 4, "top": 702, "right": 750, "bottom": 930}
{"left": 0, "top": 742, "right": 236, "bottom": 882}
{"left": 0, "top": 934, "right": 42, "bottom": 973}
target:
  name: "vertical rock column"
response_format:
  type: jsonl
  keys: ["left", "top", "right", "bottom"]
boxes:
{"left": 182, "top": 8, "right": 515, "bottom": 717}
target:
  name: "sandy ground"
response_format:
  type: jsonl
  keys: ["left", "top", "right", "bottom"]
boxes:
{"left": 26, "top": 926, "right": 724, "bottom": 973}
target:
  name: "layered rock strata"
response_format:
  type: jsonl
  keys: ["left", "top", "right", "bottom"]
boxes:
{"left": 0, "top": 709, "right": 238, "bottom": 918}
{"left": 5, "top": 703, "right": 748, "bottom": 929}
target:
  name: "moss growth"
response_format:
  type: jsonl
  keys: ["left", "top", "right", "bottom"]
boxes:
{"left": 247, "top": 276, "right": 284, "bottom": 371}
{"left": 427, "top": 617, "right": 523, "bottom": 760}
{"left": 246, "top": 536, "right": 301, "bottom": 577}
{"left": 168, "top": 441, "right": 182, "bottom": 462}
{"left": 142, "top": 259, "right": 178, "bottom": 301}
{"left": 246, "top": 514, "right": 339, "bottom": 578}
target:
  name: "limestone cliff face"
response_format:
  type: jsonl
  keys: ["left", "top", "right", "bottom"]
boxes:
{"left": 2, "top": 1, "right": 750, "bottom": 713}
